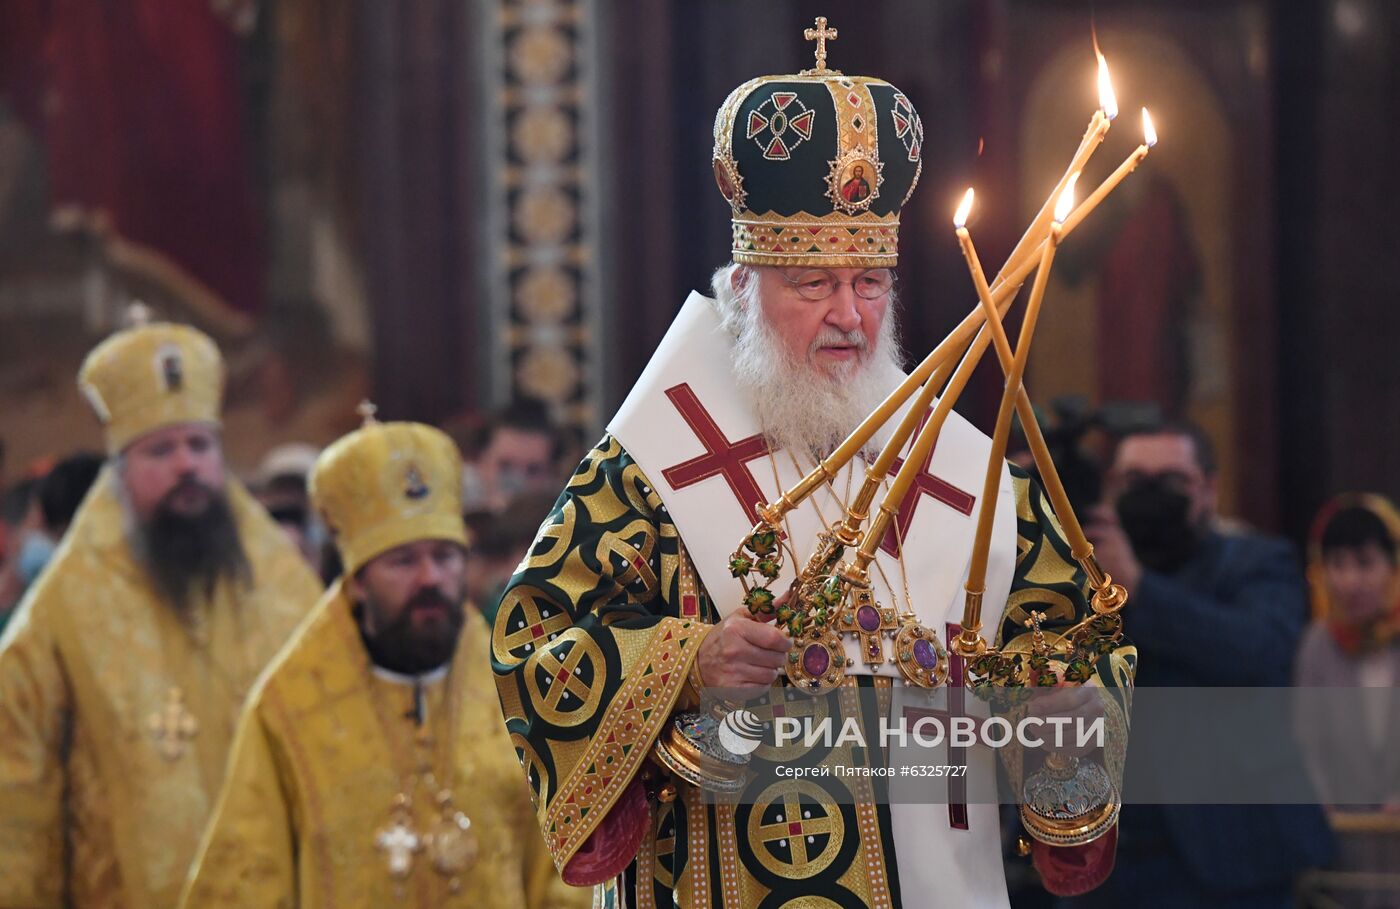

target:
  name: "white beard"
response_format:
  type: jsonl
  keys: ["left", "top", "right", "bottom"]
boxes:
{"left": 713, "top": 265, "right": 907, "bottom": 460}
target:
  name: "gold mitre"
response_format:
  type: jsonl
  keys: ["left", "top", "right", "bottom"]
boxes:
{"left": 309, "top": 406, "right": 469, "bottom": 576}
{"left": 77, "top": 306, "right": 225, "bottom": 454}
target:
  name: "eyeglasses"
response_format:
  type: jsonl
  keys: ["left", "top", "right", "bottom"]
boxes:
{"left": 779, "top": 268, "right": 895, "bottom": 301}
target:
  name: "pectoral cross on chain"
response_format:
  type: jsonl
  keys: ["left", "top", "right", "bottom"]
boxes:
{"left": 376, "top": 819, "right": 424, "bottom": 880}
{"left": 148, "top": 686, "right": 198, "bottom": 761}
{"left": 376, "top": 793, "right": 425, "bottom": 881}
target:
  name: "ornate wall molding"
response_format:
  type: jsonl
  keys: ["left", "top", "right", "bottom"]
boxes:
{"left": 481, "top": 0, "right": 604, "bottom": 432}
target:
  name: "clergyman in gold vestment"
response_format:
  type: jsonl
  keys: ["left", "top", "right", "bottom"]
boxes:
{"left": 179, "top": 412, "right": 588, "bottom": 908}
{"left": 0, "top": 316, "right": 323, "bottom": 908}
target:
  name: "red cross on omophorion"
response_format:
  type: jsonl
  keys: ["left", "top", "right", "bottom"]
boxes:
{"left": 880, "top": 410, "right": 976, "bottom": 557}
{"left": 660, "top": 383, "right": 773, "bottom": 525}
{"left": 900, "top": 622, "right": 970, "bottom": 830}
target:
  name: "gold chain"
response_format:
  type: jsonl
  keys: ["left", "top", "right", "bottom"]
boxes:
{"left": 786, "top": 450, "right": 916, "bottom": 617}
{"left": 164, "top": 593, "right": 261, "bottom": 708}
{"left": 763, "top": 451, "right": 806, "bottom": 570}
{"left": 364, "top": 663, "right": 459, "bottom": 800}
{"left": 883, "top": 476, "right": 917, "bottom": 616}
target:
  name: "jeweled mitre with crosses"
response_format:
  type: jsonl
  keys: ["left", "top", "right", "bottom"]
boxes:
{"left": 712, "top": 31, "right": 924, "bottom": 268}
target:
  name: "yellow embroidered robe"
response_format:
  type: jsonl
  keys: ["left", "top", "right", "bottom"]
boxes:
{"left": 0, "top": 468, "right": 322, "bottom": 909}
{"left": 178, "top": 584, "right": 590, "bottom": 909}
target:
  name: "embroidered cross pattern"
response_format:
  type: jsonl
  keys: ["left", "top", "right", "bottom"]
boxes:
{"left": 891, "top": 92, "right": 924, "bottom": 162}
{"left": 660, "top": 383, "right": 773, "bottom": 526}
{"left": 747, "top": 92, "right": 816, "bottom": 161}
{"left": 535, "top": 640, "right": 595, "bottom": 711}
{"left": 755, "top": 792, "right": 839, "bottom": 867}
{"left": 900, "top": 623, "right": 971, "bottom": 830}
{"left": 880, "top": 410, "right": 976, "bottom": 557}
{"left": 148, "top": 686, "right": 198, "bottom": 762}
{"left": 501, "top": 593, "right": 570, "bottom": 655}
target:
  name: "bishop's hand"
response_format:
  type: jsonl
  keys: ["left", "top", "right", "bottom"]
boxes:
{"left": 1023, "top": 682, "right": 1106, "bottom": 759}
{"left": 697, "top": 594, "right": 792, "bottom": 690}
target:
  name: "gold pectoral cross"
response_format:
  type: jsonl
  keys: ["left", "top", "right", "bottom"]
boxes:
{"left": 844, "top": 586, "right": 899, "bottom": 666}
{"left": 148, "top": 687, "right": 198, "bottom": 761}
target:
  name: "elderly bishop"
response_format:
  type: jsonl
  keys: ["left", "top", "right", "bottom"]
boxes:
{"left": 493, "top": 21, "right": 1133, "bottom": 909}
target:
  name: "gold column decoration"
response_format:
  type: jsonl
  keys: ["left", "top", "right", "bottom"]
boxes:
{"left": 485, "top": 0, "right": 601, "bottom": 430}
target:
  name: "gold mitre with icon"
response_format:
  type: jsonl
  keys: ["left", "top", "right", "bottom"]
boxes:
{"left": 713, "top": 16, "right": 923, "bottom": 267}
{"left": 77, "top": 305, "right": 225, "bottom": 454}
{"left": 309, "top": 404, "right": 469, "bottom": 576}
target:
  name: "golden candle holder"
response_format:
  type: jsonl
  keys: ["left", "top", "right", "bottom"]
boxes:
{"left": 650, "top": 707, "right": 753, "bottom": 795}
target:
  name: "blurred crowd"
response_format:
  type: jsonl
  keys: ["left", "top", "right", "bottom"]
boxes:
{"left": 1001, "top": 407, "right": 1400, "bottom": 909}
{"left": 1, "top": 398, "right": 1397, "bottom": 908}
{"left": 0, "top": 396, "right": 574, "bottom": 635}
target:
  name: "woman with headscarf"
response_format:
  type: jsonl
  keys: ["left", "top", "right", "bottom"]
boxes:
{"left": 1295, "top": 493, "right": 1400, "bottom": 909}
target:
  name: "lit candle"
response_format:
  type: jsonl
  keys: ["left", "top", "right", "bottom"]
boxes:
{"left": 954, "top": 189, "right": 1014, "bottom": 369}
{"left": 994, "top": 49, "right": 1117, "bottom": 284}
{"left": 857, "top": 332, "right": 993, "bottom": 561}
{"left": 820, "top": 361, "right": 950, "bottom": 547}
{"left": 1097, "top": 47, "right": 1119, "bottom": 122}
{"left": 959, "top": 177, "right": 1078, "bottom": 650}
{"left": 955, "top": 187, "right": 1094, "bottom": 560}
{"left": 974, "top": 105, "right": 1158, "bottom": 328}
{"left": 1060, "top": 108, "right": 1156, "bottom": 235}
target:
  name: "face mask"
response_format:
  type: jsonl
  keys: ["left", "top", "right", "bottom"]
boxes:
{"left": 495, "top": 468, "right": 530, "bottom": 500}
{"left": 17, "top": 532, "right": 56, "bottom": 586}
{"left": 1115, "top": 477, "right": 1202, "bottom": 573}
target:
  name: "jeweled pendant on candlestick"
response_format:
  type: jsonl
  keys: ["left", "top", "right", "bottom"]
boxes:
{"left": 839, "top": 586, "right": 899, "bottom": 667}
{"left": 786, "top": 626, "right": 848, "bottom": 693}
{"left": 893, "top": 618, "right": 949, "bottom": 688}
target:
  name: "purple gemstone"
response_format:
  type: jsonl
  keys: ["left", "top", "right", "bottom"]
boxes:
{"left": 802, "top": 644, "right": 831, "bottom": 677}
{"left": 856, "top": 605, "right": 881, "bottom": 632}
{"left": 912, "top": 638, "right": 939, "bottom": 670}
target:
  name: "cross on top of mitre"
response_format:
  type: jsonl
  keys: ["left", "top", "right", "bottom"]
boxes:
{"left": 803, "top": 16, "right": 840, "bottom": 75}
{"left": 125, "top": 300, "right": 153, "bottom": 328}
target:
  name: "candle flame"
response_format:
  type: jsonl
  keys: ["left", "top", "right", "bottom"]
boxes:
{"left": 1096, "top": 50, "right": 1118, "bottom": 121}
{"left": 1142, "top": 107, "right": 1158, "bottom": 147}
{"left": 953, "top": 188, "right": 975, "bottom": 229}
{"left": 1053, "top": 173, "right": 1079, "bottom": 225}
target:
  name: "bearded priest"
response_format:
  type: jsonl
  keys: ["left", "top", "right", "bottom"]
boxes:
{"left": 0, "top": 312, "right": 322, "bottom": 908}
{"left": 492, "top": 22, "right": 1133, "bottom": 909}
{"left": 179, "top": 410, "right": 589, "bottom": 909}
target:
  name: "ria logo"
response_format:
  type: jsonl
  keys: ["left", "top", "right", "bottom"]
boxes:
{"left": 716, "top": 709, "right": 765, "bottom": 757}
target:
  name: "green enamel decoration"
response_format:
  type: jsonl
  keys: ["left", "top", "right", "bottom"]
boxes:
{"left": 747, "top": 530, "right": 778, "bottom": 556}
{"left": 1065, "top": 659, "right": 1093, "bottom": 683}
{"left": 745, "top": 587, "right": 775, "bottom": 615}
